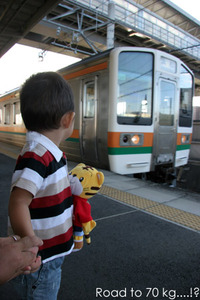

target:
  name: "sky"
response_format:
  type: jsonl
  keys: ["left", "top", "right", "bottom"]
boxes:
{"left": 169, "top": 0, "right": 200, "bottom": 21}
{"left": 0, "top": 45, "right": 80, "bottom": 95}
{"left": 0, "top": 0, "right": 199, "bottom": 98}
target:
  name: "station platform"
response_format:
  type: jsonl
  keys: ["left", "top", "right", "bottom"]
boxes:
{"left": 0, "top": 142, "right": 200, "bottom": 299}
{"left": 66, "top": 160, "right": 200, "bottom": 233}
{"left": 0, "top": 141, "right": 200, "bottom": 230}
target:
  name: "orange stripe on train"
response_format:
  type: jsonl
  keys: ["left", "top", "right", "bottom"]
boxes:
{"left": 63, "top": 62, "right": 108, "bottom": 80}
{"left": 107, "top": 132, "right": 154, "bottom": 148}
{"left": 176, "top": 133, "right": 192, "bottom": 145}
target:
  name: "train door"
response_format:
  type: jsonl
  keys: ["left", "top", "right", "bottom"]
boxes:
{"left": 81, "top": 76, "right": 98, "bottom": 163}
{"left": 153, "top": 78, "right": 177, "bottom": 166}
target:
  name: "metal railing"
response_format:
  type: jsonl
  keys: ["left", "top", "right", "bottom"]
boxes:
{"left": 72, "top": 0, "right": 200, "bottom": 60}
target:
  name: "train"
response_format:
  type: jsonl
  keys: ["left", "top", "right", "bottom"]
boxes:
{"left": 0, "top": 47, "right": 194, "bottom": 177}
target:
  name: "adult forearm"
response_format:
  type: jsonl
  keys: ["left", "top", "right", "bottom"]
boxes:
{"left": 0, "top": 236, "right": 43, "bottom": 284}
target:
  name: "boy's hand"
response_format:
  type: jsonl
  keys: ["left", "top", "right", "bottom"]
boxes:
{"left": 69, "top": 174, "right": 83, "bottom": 196}
{"left": 0, "top": 235, "right": 43, "bottom": 284}
{"left": 23, "top": 255, "right": 42, "bottom": 274}
{"left": 22, "top": 245, "right": 42, "bottom": 274}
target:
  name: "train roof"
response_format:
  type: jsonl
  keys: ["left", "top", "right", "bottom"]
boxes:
{"left": 58, "top": 48, "right": 112, "bottom": 74}
{"left": 0, "top": 87, "right": 19, "bottom": 99}
{"left": 58, "top": 46, "right": 193, "bottom": 75}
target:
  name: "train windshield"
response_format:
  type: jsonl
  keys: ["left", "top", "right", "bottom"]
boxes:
{"left": 117, "top": 51, "right": 153, "bottom": 125}
{"left": 179, "top": 65, "right": 193, "bottom": 127}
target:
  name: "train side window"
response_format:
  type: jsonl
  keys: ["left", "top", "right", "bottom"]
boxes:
{"left": 179, "top": 65, "right": 193, "bottom": 127}
{"left": 13, "top": 102, "right": 22, "bottom": 125}
{"left": 4, "top": 104, "right": 11, "bottom": 124}
{"left": 0, "top": 107, "right": 2, "bottom": 124}
{"left": 83, "top": 81, "right": 95, "bottom": 118}
{"left": 117, "top": 51, "right": 153, "bottom": 125}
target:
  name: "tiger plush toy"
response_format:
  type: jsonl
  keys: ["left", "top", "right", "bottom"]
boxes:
{"left": 69, "top": 163, "right": 104, "bottom": 251}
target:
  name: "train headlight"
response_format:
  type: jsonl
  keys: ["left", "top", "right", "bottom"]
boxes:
{"left": 131, "top": 135, "right": 140, "bottom": 145}
{"left": 120, "top": 133, "right": 144, "bottom": 146}
{"left": 181, "top": 134, "right": 190, "bottom": 144}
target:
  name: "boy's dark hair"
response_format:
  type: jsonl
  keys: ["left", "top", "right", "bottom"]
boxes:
{"left": 20, "top": 72, "right": 74, "bottom": 131}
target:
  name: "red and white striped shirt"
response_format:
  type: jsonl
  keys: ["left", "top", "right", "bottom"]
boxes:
{"left": 9, "top": 131, "right": 74, "bottom": 263}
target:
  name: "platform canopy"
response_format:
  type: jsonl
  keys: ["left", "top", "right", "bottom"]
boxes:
{"left": 0, "top": 0, "right": 61, "bottom": 58}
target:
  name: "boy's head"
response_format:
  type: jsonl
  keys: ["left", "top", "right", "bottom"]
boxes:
{"left": 20, "top": 72, "right": 74, "bottom": 132}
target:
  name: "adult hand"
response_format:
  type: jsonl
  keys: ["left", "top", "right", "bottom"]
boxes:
{"left": 0, "top": 235, "right": 43, "bottom": 285}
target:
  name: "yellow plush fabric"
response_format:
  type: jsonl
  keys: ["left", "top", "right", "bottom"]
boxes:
{"left": 69, "top": 163, "right": 104, "bottom": 199}
{"left": 69, "top": 163, "right": 104, "bottom": 250}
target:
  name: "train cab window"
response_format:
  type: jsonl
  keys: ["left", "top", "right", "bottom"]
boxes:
{"left": 117, "top": 51, "right": 153, "bottom": 125}
{"left": 4, "top": 104, "right": 11, "bottom": 124}
{"left": 179, "top": 65, "right": 193, "bottom": 127}
{"left": 159, "top": 80, "right": 175, "bottom": 126}
{"left": 83, "top": 81, "right": 95, "bottom": 118}
{"left": 13, "top": 102, "right": 22, "bottom": 125}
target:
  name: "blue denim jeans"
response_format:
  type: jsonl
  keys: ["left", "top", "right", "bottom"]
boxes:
{"left": 12, "top": 256, "right": 65, "bottom": 300}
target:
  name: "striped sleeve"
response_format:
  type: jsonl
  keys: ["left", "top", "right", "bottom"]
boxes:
{"left": 11, "top": 152, "right": 47, "bottom": 196}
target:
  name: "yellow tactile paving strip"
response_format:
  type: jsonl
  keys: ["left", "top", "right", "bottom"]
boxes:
{"left": 0, "top": 142, "right": 20, "bottom": 159}
{"left": 0, "top": 148, "right": 18, "bottom": 159}
{"left": 100, "top": 185, "right": 156, "bottom": 209}
{"left": 100, "top": 185, "right": 200, "bottom": 232}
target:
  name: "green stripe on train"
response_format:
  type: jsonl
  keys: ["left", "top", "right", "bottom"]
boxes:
{"left": 176, "top": 144, "right": 191, "bottom": 151}
{"left": 108, "top": 144, "right": 190, "bottom": 155}
{"left": 0, "top": 130, "right": 26, "bottom": 135}
{"left": 66, "top": 137, "right": 79, "bottom": 143}
{"left": 108, "top": 147, "right": 152, "bottom": 155}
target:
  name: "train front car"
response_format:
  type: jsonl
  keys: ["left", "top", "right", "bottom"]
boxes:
{"left": 107, "top": 47, "right": 194, "bottom": 176}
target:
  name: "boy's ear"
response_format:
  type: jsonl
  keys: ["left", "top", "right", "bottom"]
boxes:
{"left": 61, "top": 112, "right": 75, "bottom": 128}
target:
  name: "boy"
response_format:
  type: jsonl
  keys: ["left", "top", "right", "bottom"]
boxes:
{"left": 8, "top": 72, "right": 80, "bottom": 299}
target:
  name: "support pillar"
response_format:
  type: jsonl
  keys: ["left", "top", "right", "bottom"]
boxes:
{"left": 107, "top": 1, "right": 115, "bottom": 49}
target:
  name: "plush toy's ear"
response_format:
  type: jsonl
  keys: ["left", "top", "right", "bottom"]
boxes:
{"left": 97, "top": 172, "right": 104, "bottom": 186}
{"left": 77, "top": 163, "right": 86, "bottom": 168}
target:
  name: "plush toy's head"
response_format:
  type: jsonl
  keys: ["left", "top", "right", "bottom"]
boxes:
{"left": 69, "top": 163, "right": 104, "bottom": 199}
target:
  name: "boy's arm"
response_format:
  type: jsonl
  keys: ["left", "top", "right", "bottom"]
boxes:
{"left": 9, "top": 187, "right": 35, "bottom": 237}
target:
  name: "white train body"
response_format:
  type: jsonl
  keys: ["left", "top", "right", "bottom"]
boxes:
{"left": 0, "top": 47, "right": 194, "bottom": 175}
